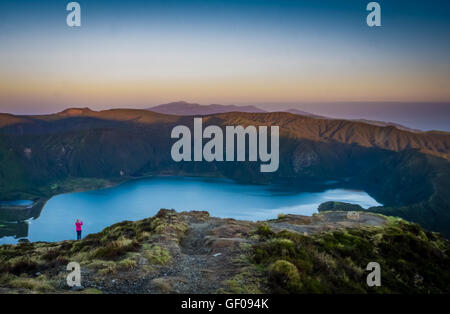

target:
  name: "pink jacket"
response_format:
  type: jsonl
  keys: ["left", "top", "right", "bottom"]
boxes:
{"left": 75, "top": 221, "right": 83, "bottom": 231}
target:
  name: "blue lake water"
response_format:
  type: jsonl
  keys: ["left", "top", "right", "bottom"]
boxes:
{"left": 0, "top": 176, "right": 381, "bottom": 244}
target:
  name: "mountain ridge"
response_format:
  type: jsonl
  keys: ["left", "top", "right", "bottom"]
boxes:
{"left": 1, "top": 108, "right": 448, "bottom": 159}
{"left": 0, "top": 108, "right": 449, "bottom": 236}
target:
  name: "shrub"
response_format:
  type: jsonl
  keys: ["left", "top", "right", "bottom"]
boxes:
{"left": 42, "top": 249, "right": 62, "bottom": 261}
{"left": 268, "top": 260, "right": 302, "bottom": 293}
{"left": 256, "top": 224, "right": 274, "bottom": 238}
{"left": 277, "top": 214, "right": 288, "bottom": 220}
{"left": 6, "top": 257, "right": 38, "bottom": 275}
{"left": 93, "top": 238, "right": 140, "bottom": 259}
{"left": 143, "top": 245, "right": 171, "bottom": 265}
{"left": 98, "top": 266, "right": 116, "bottom": 276}
{"left": 95, "top": 261, "right": 117, "bottom": 275}
{"left": 118, "top": 258, "right": 137, "bottom": 270}
{"left": 9, "top": 275, "right": 54, "bottom": 293}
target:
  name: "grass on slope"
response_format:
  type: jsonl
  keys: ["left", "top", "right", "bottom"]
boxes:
{"left": 252, "top": 218, "right": 450, "bottom": 294}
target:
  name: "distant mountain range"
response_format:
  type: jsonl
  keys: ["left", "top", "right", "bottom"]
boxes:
{"left": 147, "top": 101, "right": 418, "bottom": 132}
{"left": 147, "top": 101, "right": 266, "bottom": 115}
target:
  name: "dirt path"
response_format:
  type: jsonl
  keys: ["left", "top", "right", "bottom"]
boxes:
{"left": 150, "top": 221, "right": 222, "bottom": 293}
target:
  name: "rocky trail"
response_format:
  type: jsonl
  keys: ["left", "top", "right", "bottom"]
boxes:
{"left": 81, "top": 214, "right": 257, "bottom": 294}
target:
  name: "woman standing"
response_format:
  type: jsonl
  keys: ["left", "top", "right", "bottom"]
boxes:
{"left": 75, "top": 219, "right": 83, "bottom": 240}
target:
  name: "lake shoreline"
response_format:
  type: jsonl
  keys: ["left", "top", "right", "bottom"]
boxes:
{"left": 0, "top": 172, "right": 361, "bottom": 217}
{"left": 1, "top": 175, "right": 382, "bottom": 244}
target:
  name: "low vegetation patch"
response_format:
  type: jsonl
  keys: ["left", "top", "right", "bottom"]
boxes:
{"left": 142, "top": 244, "right": 172, "bottom": 265}
{"left": 252, "top": 219, "right": 450, "bottom": 293}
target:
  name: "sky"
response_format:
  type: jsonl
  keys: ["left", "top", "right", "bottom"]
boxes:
{"left": 0, "top": 0, "right": 449, "bottom": 129}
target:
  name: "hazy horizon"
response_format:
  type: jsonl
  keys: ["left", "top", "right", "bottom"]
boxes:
{"left": 1, "top": 0, "right": 449, "bottom": 131}
{"left": 1, "top": 100, "right": 449, "bottom": 132}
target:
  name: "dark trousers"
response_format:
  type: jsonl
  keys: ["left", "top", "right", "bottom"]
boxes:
{"left": 77, "top": 230, "right": 82, "bottom": 240}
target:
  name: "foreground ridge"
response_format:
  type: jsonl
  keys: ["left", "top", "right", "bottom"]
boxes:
{"left": 0, "top": 209, "right": 449, "bottom": 294}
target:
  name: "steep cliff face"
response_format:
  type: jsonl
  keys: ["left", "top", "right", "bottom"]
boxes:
{"left": 0, "top": 109, "right": 449, "bottom": 236}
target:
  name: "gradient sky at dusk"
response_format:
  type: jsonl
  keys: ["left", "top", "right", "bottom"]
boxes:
{"left": 0, "top": 0, "right": 449, "bottom": 130}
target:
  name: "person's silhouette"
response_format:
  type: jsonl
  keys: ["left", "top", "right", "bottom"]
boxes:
{"left": 75, "top": 219, "right": 83, "bottom": 240}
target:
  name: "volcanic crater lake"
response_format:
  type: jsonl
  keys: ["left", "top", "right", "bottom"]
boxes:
{"left": 0, "top": 176, "right": 382, "bottom": 244}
